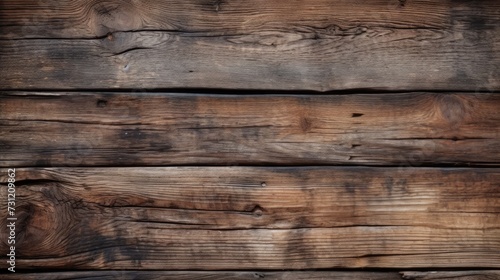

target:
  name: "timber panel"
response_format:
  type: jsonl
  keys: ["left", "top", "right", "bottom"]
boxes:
{"left": 0, "top": 0, "right": 498, "bottom": 91}
{"left": 0, "top": 167, "right": 498, "bottom": 270}
{"left": 0, "top": 92, "right": 498, "bottom": 167}
{"left": 2, "top": 271, "right": 500, "bottom": 280}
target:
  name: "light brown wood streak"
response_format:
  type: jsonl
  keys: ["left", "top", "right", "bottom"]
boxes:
{"left": 0, "top": 92, "right": 498, "bottom": 167}
{"left": 0, "top": 0, "right": 498, "bottom": 90}
{"left": 0, "top": 167, "right": 498, "bottom": 270}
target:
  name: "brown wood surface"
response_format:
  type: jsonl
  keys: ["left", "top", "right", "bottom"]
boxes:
{"left": 0, "top": 0, "right": 498, "bottom": 91}
{"left": 4, "top": 271, "right": 500, "bottom": 280}
{"left": 401, "top": 271, "right": 500, "bottom": 280}
{"left": 0, "top": 167, "right": 498, "bottom": 270}
{"left": 0, "top": 271, "right": 403, "bottom": 280}
{"left": 1, "top": 0, "right": 499, "bottom": 275}
{"left": 1, "top": 92, "right": 499, "bottom": 167}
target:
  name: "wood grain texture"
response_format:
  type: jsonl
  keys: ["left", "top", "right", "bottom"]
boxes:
{"left": 2, "top": 271, "right": 499, "bottom": 280}
{"left": 0, "top": 167, "right": 498, "bottom": 270}
{"left": 0, "top": 0, "right": 498, "bottom": 90}
{"left": 1, "top": 92, "right": 499, "bottom": 167}
{"left": 0, "top": 271, "right": 405, "bottom": 280}
{"left": 400, "top": 271, "right": 500, "bottom": 280}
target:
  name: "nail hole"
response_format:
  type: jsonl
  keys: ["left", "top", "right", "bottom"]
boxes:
{"left": 97, "top": 99, "right": 108, "bottom": 108}
{"left": 261, "top": 182, "right": 267, "bottom": 187}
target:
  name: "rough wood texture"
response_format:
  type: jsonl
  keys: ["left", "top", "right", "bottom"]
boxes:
{"left": 400, "top": 271, "right": 500, "bottom": 280}
{"left": 1, "top": 92, "right": 498, "bottom": 167}
{"left": 0, "top": 271, "right": 404, "bottom": 280}
{"left": 2, "top": 271, "right": 499, "bottom": 280}
{"left": 0, "top": 167, "right": 498, "bottom": 270}
{"left": 0, "top": 0, "right": 498, "bottom": 90}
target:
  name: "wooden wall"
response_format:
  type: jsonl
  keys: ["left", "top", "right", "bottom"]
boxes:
{"left": 0, "top": 0, "right": 499, "bottom": 279}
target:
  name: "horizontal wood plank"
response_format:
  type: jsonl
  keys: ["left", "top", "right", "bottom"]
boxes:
{"left": 0, "top": 0, "right": 498, "bottom": 90}
{"left": 1, "top": 271, "right": 499, "bottom": 280}
{"left": 0, "top": 271, "right": 403, "bottom": 280}
{"left": 400, "top": 271, "right": 500, "bottom": 279}
{"left": 3, "top": 0, "right": 499, "bottom": 39}
{"left": 1, "top": 92, "right": 499, "bottom": 167}
{"left": 0, "top": 167, "right": 498, "bottom": 270}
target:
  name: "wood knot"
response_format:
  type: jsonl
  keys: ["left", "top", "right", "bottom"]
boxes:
{"left": 90, "top": 1, "right": 142, "bottom": 36}
{"left": 437, "top": 94, "right": 467, "bottom": 128}
{"left": 213, "top": 0, "right": 225, "bottom": 12}
{"left": 251, "top": 205, "right": 264, "bottom": 217}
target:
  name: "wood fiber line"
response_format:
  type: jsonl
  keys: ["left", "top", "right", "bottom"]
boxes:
{"left": 0, "top": 92, "right": 498, "bottom": 167}
{"left": 0, "top": 0, "right": 498, "bottom": 90}
{"left": 0, "top": 167, "right": 498, "bottom": 270}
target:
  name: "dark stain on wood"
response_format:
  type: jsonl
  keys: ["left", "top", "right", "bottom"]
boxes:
{"left": 97, "top": 99, "right": 108, "bottom": 108}
{"left": 300, "top": 117, "right": 313, "bottom": 132}
{"left": 344, "top": 182, "right": 357, "bottom": 194}
{"left": 284, "top": 228, "right": 314, "bottom": 269}
{"left": 437, "top": 94, "right": 467, "bottom": 128}
{"left": 119, "top": 128, "right": 147, "bottom": 141}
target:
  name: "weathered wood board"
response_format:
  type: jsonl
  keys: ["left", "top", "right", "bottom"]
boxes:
{"left": 0, "top": 0, "right": 498, "bottom": 90}
{"left": 400, "top": 271, "right": 500, "bottom": 280}
{"left": 2, "top": 270, "right": 500, "bottom": 280}
{"left": 1, "top": 0, "right": 499, "bottom": 277}
{"left": 0, "top": 167, "right": 498, "bottom": 270}
{"left": 1, "top": 92, "right": 498, "bottom": 167}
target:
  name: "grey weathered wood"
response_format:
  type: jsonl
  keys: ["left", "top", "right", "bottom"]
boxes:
{"left": 0, "top": 167, "right": 498, "bottom": 270}
{"left": 0, "top": 0, "right": 498, "bottom": 91}
{"left": 1, "top": 92, "right": 499, "bottom": 167}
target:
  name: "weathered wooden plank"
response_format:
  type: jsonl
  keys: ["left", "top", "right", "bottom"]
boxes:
{"left": 2, "top": 271, "right": 499, "bottom": 280}
{"left": 3, "top": 0, "right": 499, "bottom": 39}
{"left": 0, "top": 0, "right": 498, "bottom": 90}
{"left": 0, "top": 167, "right": 498, "bottom": 270}
{"left": 2, "top": 271, "right": 498, "bottom": 280}
{"left": 400, "top": 271, "right": 500, "bottom": 279}
{"left": 0, "top": 271, "right": 405, "bottom": 280}
{"left": 1, "top": 92, "right": 498, "bottom": 167}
